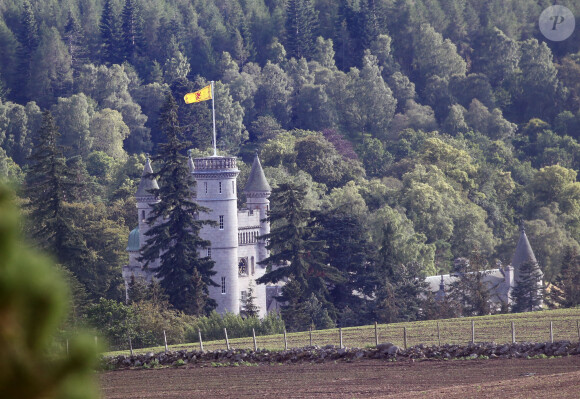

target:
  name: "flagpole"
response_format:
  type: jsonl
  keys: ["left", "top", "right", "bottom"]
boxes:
{"left": 211, "top": 81, "right": 217, "bottom": 157}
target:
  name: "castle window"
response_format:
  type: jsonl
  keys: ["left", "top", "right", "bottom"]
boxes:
{"left": 219, "top": 181, "right": 222, "bottom": 194}
{"left": 241, "top": 290, "right": 247, "bottom": 303}
{"left": 251, "top": 256, "right": 255, "bottom": 275}
{"left": 207, "top": 247, "right": 211, "bottom": 258}
{"left": 221, "top": 277, "right": 226, "bottom": 294}
{"left": 141, "top": 210, "right": 145, "bottom": 221}
{"left": 219, "top": 215, "right": 224, "bottom": 230}
{"left": 238, "top": 258, "right": 248, "bottom": 276}
{"left": 204, "top": 182, "right": 208, "bottom": 194}
{"left": 232, "top": 181, "right": 235, "bottom": 194}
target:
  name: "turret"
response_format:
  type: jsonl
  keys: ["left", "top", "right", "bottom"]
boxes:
{"left": 511, "top": 222, "right": 540, "bottom": 283}
{"left": 244, "top": 153, "right": 271, "bottom": 262}
{"left": 192, "top": 156, "right": 240, "bottom": 314}
{"left": 135, "top": 158, "right": 160, "bottom": 254}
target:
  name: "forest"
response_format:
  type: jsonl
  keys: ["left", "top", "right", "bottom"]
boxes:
{"left": 1, "top": 0, "right": 580, "bottom": 337}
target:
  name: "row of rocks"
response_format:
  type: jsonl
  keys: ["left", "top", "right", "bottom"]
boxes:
{"left": 102, "top": 340, "right": 580, "bottom": 369}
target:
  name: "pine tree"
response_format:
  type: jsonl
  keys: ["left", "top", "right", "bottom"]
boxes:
{"left": 511, "top": 260, "right": 544, "bottom": 313}
{"left": 24, "top": 111, "right": 88, "bottom": 268}
{"left": 550, "top": 246, "right": 580, "bottom": 308}
{"left": 256, "top": 182, "right": 342, "bottom": 325}
{"left": 64, "top": 11, "right": 88, "bottom": 73}
{"left": 121, "top": 0, "right": 145, "bottom": 61}
{"left": 447, "top": 253, "right": 492, "bottom": 316}
{"left": 285, "top": 0, "right": 319, "bottom": 59}
{"left": 139, "top": 93, "right": 217, "bottom": 315}
{"left": 15, "top": 0, "right": 39, "bottom": 103}
{"left": 243, "top": 281, "right": 260, "bottom": 318}
{"left": 100, "top": 0, "right": 121, "bottom": 64}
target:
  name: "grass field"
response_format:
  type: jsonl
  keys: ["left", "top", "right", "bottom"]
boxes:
{"left": 103, "top": 308, "right": 580, "bottom": 356}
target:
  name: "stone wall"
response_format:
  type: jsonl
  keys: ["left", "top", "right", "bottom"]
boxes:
{"left": 102, "top": 340, "right": 580, "bottom": 370}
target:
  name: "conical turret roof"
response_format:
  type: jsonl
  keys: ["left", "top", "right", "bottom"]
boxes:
{"left": 244, "top": 153, "right": 271, "bottom": 193}
{"left": 136, "top": 158, "right": 159, "bottom": 197}
{"left": 511, "top": 223, "right": 537, "bottom": 269}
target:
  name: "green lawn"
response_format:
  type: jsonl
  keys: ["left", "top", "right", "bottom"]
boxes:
{"left": 103, "top": 308, "right": 580, "bottom": 356}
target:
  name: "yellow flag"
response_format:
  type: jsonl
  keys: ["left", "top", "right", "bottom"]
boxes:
{"left": 184, "top": 85, "right": 212, "bottom": 104}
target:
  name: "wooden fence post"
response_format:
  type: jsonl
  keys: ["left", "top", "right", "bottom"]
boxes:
{"left": 471, "top": 320, "right": 475, "bottom": 344}
{"left": 550, "top": 321, "right": 554, "bottom": 343}
{"left": 95, "top": 336, "right": 98, "bottom": 353}
{"left": 128, "top": 336, "right": 133, "bottom": 356}
{"left": 437, "top": 322, "right": 441, "bottom": 346}
{"left": 252, "top": 328, "right": 258, "bottom": 351}
{"left": 577, "top": 321, "right": 579, "bottom": 342}
{"left": 511, "top": 321, "right": 516, "bottom": 344}
{"left": 163, "top": 330, "right": 169, "bottom": 354}
{"left": 339, "top": 327, "right": 343, "bottom": 349}
{"left": 66, "top": 339, "right": 69, "bottom": 356}
{"left": 224, "top": 328, "right": 230, "bottom": 350}
{"left": 374, "top": 322, "right": 379, "bottom": 346}
{"left": 283, "top": 329, "right": 288, "bottom": 350}
{"left": 403, "top": 327, "right": 407, "bottom": 349}
{"left": 198, "top": 329, "right": 204, "bottom": 352}
{"left": 309, "top": 326, "right": 313, "bottom": 347}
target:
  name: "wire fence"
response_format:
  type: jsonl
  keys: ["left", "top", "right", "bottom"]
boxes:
{"left": 89, "top": 310, "right": 580, "bottom": 356}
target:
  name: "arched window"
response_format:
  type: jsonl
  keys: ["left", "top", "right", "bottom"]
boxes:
{"left": 141, "top": 210, "right": 145, "bottom": 220}
{"left": 238, "top": 258, "right": 248, "bottom": 276}
{"left": 251, "top": 256, "right": 255, "bottom": 275}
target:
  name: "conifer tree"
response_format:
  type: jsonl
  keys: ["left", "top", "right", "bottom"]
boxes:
{"left": 100, "top": 0, "right": 121, "bottom": 64}
{"left": 64, "top": 12, "right": 88, "bottom": 73}
{"left": 447, "top": 253, "right": 492, "bottom": 316}
{"left": 256, "top": 182, "right": 342, "bottom": 326}
{"left": 550, "top": 246, "right": 580, "bottom": 308}
{"left": 511, "top": 260, "right": 544, "bottom": 313}
{"left": 121, "top": 0, "right": 145, "bottom": 61}
{"left": 242, "top": 281, "right": 260, "bottom": 318}
{"left": 139, "top": 93, "right": 217, "bottom": 315}
{"left": 15, "top": 0, "right": 39, "bottom": 102}
{"left": 285, "top": 0, "right": 319, "bottom": 59}
{"left": 24, "top": 111, "right": 88, "bottom": 268}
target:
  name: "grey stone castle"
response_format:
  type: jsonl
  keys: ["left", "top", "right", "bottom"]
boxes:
{"left": 123, "top": 153, "right": 272, "bottom": 317}
{"left": 425, "top": 224, "right": 543, "bottom": 308}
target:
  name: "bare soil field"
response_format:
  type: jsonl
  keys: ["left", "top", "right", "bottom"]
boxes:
{"left": 100, "top": 355, "right": 580, "bottom": 398}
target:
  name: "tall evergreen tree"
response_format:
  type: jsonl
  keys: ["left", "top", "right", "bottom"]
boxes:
{"left": 285, "top": 0, "right": 319, "bottom": 59}
{"left": 139, "top": 93, "right": 216, "bottom": 315}
{"left": 242, "top": 281, "right": 260, "bottom": 318}
{"left": 511, "top": 260, "right": 544, "bottom": 313}
{"left": 100, "top": 0, "right": 121, "bottom": 64}
{"left": 550, "top": 246, "right": 580, "bottom": 308}
{"left": 24, "top": 111, "right": 88, "bottom": 271}
{"left": 256, "top": 182, "right": 343, "bottom": 326}
{"left": 121, "top": 0, "right": 145, "bottom": 61}
{"left": 447, "top": 253, "right": 492, "bottom": 316}
{"left": 64, "top": 11, "right": 88, "bottom": 73}
{"left": 15, "top": 0, "right": 39, "bottom": 103}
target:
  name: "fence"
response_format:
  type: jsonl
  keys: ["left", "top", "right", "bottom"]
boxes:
{"left": 95, "top": 311, "right": 580, "bottom": 356}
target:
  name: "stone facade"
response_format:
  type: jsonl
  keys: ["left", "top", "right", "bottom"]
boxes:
{"left": 123, "top": 154, "right": 271, "bottom": 317}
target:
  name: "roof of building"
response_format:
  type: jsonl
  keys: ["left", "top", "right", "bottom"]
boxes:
{"left": 511, "top": 224, "right": 537, "bottom": 270}
{"left": 425, "top": 269, "right": 510, "bottom": 304}
{"left": 244, "top": 153, "right": 271, "bottom": 193}
{"left": 136, "top": 158, "right": 159, "bottom": 197}
{"left": 127, "top": 227, "right": 140, "bottom": 252}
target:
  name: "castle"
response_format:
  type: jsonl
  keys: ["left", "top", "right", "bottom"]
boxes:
{"left": 425, "top": 224, "right": 543, "bottom": 309}
{"left": 123, "top": 153, "right": 272, "bottom": 317}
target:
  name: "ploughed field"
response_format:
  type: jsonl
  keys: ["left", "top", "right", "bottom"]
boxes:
{"left": 100, "top": 356, "right": 580, "bottom": 398}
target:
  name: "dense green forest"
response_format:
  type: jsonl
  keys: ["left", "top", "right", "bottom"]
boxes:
{"left": 1, "top": 0, "right": 580, "bottom": 334}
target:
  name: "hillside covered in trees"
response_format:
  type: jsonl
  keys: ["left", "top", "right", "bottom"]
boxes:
{"left": 1, "top": 0, "right": 580, "bottom": 331}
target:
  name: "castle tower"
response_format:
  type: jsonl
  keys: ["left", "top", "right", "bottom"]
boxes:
{"left": 511, "top": 222, "right": 540, "bottom": 283}
{"left": 135, "top": 158, "right": 160, "bottom": 258}
{"left": 244, "top": 153, "right": 272, "bottom": 261}
{"left": 192, "top": 156, "right": 240, "bottom": 314}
